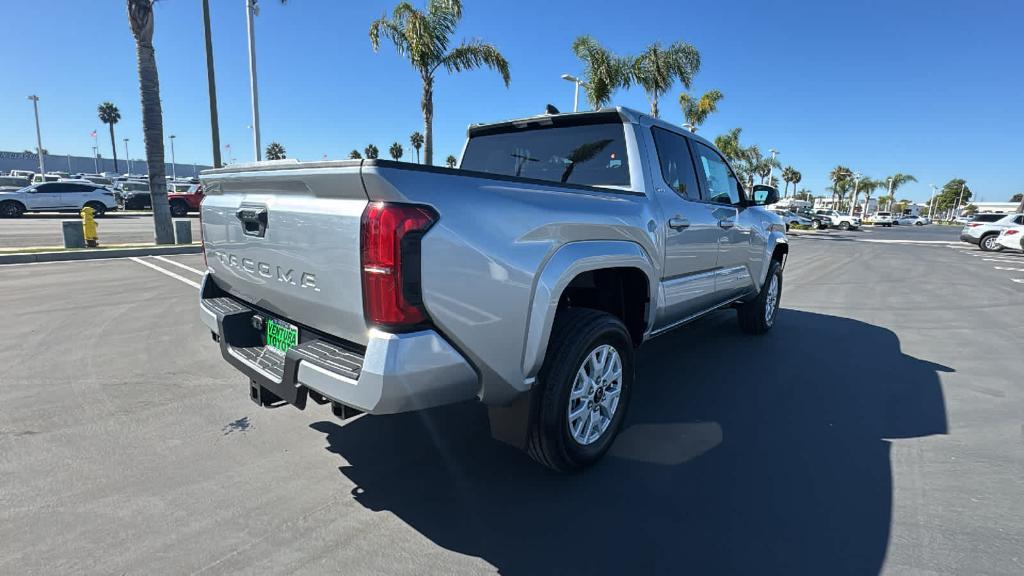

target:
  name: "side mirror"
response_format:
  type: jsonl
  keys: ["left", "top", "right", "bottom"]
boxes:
{"left": 751, "top": 184, "right": 779, "bottom": 206}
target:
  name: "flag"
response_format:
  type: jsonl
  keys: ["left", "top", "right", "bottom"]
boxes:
{"left": 90, "top": 130, "right": 96, "bottom": 137}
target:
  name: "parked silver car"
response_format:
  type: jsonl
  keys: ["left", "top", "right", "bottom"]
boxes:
{"left": 197, "top": 107, "right": 789, "bottom": 471}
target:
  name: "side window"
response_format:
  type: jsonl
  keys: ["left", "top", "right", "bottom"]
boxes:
{"left": 651, "top": 127, "right": 700, "bottom": 200}
{"left": 33, "top": 183, "right": 57, "bottom": 193}
{"left": 1014, "top": 215, "right": 1024, "bottom": 225}
{"left": 692, "top": 142, "right": 742, "bottom": 205}
{"left": 67, "top": 184, "right": 97, "bottom": 193}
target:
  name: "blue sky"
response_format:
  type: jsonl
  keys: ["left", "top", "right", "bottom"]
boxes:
{"left": 2, "top": 0, "right": 1021, "bottom": 203}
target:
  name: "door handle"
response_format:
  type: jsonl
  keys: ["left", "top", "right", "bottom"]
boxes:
{"left": 718, "top": 219, "right": 735, "bottom": 229}
{"left": 668, "top": 216, "right": 690, "bottom": 230}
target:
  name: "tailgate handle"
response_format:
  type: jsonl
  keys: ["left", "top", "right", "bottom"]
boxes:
{"left": 236, "top": 207, "right": 268, "bottom": 237}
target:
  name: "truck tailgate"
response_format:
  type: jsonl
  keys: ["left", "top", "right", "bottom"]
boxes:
{"left": 201, "top": 164, "right": 370, "bottom": 346}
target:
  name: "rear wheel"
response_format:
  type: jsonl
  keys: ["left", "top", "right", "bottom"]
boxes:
{"left": 839, "top": 221, "right": 851, "bottom": 230}
{"left": 980, "top": 234, "right": 1003, "bottom": 252}
{"left": 811, "top": 220, "right": 822, "bottom": 230}
{"left": 738, "top": 259, "right": 782, "bottom": 334}
{"left": 169, "top": 200, "right": 188, "bottom": 217}
{"left": 85, "top": 201, "right": 106, "bottom": 218}
{"left": 526, "top": 308, "right": 633, "bottom": 472}
{"left": 0, "top": 200, "right": 24, "bottom": 218}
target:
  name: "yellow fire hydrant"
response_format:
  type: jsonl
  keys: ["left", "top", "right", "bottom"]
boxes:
{"left": 80, "top": 206, "right": 99, "bottom": 248}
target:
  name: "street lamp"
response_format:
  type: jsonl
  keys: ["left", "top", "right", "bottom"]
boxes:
{"left": 954, "top": 181, "right": 967, "bottom": 218}
{"left": 848, "top": 172, "right": 862, "bottom": 216}
{"left": 27, "top": 95, "right": 45, "bottom": 175}
{"left": 767, "top": 149, "right": 779, "bottom": 187}
{"left": 928, "top": 184, "right": 939, "bottom": 219}
{"left": 123, "top": 138, "right": 131, "bottom": 175}
{"left": 168, "top": 134, "right": 177, "bottom": 180}
{"left": 246, "top": 0, "right": 262, "bottom": 161}
{"left": 560, "top": 73, "right": 588, "bottom": 113}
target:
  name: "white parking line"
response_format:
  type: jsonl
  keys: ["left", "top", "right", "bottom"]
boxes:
{"left": 129, "top": 257, "right": 201, "bottom": 289}
{"left": 994, "top": 266, "right": 1024, "bottom": 272}
{"left": 983, "top": 257, "right": 1024, "bottom": 263}
{"left": 152, "top": 255, "right": 205, "bottom": 275}
{"left": 1013, "top": 279, "right": 1024, "bottom": 284}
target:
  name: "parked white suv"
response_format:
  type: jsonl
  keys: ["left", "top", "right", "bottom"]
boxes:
{"left": 870, "top": 212, "right": 894, "bottom": 226}
{"left": 961, "top": 213, "right": 1024, "bottom": 251}
{"left": 815, "top": 209, "right": 860, "bottom": 230}
{"left": 0, "top": 181, "right": 118, "bottom": 218}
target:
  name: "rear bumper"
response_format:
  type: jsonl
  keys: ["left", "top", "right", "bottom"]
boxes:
{"left": 199, "top": 274, "right": 478, "bottom": 415}
{"left": 960, "top": 233, "right": 980, "bottom": 245}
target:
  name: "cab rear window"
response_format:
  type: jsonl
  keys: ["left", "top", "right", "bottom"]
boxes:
{"left": 461, "top": 121, "right": 630, "bottom": 187}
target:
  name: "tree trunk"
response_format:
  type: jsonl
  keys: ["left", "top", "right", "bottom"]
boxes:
{"left": 134, "top": 33, "right": 174, "bottom": 244}
{"left": 202, "top": 0, "right": 222, "bottom": 169}
{"left": 109, "top": 123, "right": 119, "bottom": 173}
{"left": 422, "top": 74, "right": 434, "bottom": 166}
{"left": 650, "top": 92, "right": 660, "bottom": 118}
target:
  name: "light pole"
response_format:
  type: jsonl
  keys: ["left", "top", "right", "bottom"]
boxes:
{"left": 124, "top": 138, "right": 131, "bottom": 175}
{"left": 168, "top": 134, "right": 177, "bottom": 180}
{"left": 885, "top": 177, "right": 894, "bottom": 212}
{"left": 928, "top": 184, "right": 939, "bottom": 219}
{"left": 848, "top": 172, "right": 862, "bottom": 216}
{"left": 954, "top": 181, "right": 967, "bottom": 218}
{"left": 767, "top": 149, "right": 779, "bottom": 187}
{"left": 560, "top": 73, "right": 587, "bottom": 113}
{"left": 27, "top": 95, "right": 45, "bottom": 175}
{"left": 246, "top": 0, "right": 262, "bottom": 161}
{"left": 92, "top": 130, "right": 99, "bottom": 173}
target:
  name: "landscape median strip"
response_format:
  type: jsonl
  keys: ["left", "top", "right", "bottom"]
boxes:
{"left": 0, "top": 243, "right": 201, "bottom": 264}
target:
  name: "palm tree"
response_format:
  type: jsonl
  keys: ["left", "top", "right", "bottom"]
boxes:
{"left": 857, "top": 178, "right": 882, "bottom": 215}
{"left": 445, "top": 155, "right": 457, "bottom": 168}
{"left": 714, "top": 128, "right": 744, "bottom": 164}
{"left": 791, "top": 170, "right": 802, "bottom": 198}
{"left": 364, "top": 144, "right": 379, "bottom": 159}
{"left": 201, "top": 0, "right": 221, "bottom": 168}
{"left": 127, "top": 0, "right": 174, "bottom": 245}
{"left": 348, "top": 150, "right": 362, "bottom": 159}
{"left": 265, "top": 141, "right": 286, "bottom": 160}
{"left": 883, "top": 173, "right": 917, "bottom": 212}
{"left": 781, "top": 166, "right": 796, "bottom": 196}
{"left": 571, "top": 36, "right": 631, "bottom": 109}
{"left": 629, "top": 41, "right": 701, "bottom": 118}
{"left": 97, "top": 102, "right": 121, "bottom": 173}
{"left": 389, "top": 142, "right": 404, "bottom": 161}
{"left": 370, "top": 0, "right": 510, "bottom": 166}
{"left": 678, "top": 89, "right": 723, "bottom": 132}
{"left": 829, "top": 165, "right": 853, "bottom": 209}
{"left": 409, "top": 131, "right": 424, "bottom": 163}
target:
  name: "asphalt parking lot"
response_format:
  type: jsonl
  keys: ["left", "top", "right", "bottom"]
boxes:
{"left": 1, "top": 225, "right": 1022, "bottom": 575}
{"left": 0, "top": 212, "right": 200, "bottom": 248}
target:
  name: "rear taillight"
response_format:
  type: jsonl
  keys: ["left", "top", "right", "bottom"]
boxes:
{"left": 1006, "top": 230, "right": 1020, "bottom": 236}
{"left": 360, "top": 202, "right": 438, "bottom": 330}
{"left": 968, "top": 223, "right": 983, "bottom": 227}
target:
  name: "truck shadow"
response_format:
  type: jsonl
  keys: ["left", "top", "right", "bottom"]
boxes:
{"left": 310, "top": 309, "right": 949, "bottom": 575}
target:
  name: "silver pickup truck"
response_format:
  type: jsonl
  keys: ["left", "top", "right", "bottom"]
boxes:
{"left": 198, "top": 107, "right": 788, "bottom": 471}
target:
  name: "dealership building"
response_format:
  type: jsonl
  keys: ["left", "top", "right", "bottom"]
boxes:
{"left": 0, "top": 150, "right": 210, "bottom": 178}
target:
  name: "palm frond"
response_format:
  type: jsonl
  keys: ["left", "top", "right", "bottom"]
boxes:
{"left": 439, "top": 39, "right": 510, "bottom": 86}
{"left": 572, "top": 35, "right": 630, "bottom": 109}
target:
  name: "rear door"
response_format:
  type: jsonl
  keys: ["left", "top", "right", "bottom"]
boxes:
{"left": 645, "top": 126, "right": 723, "bottom": 329}
{"left": 59, "top": 183, "right": 99, "bottom": 208}
{"left": 201, "top": 164, "right": 371, "bottom": 345}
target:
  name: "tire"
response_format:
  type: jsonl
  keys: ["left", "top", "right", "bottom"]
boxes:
{"left": 526, "top": 308, "right": 633, "bottom": 472}
{"left": 785, "top": 223, "right": 791, "bottom": 232}
{"left": 915, "top": 221, "right": 923, "bottom": 226}
{"left": 85, "top": 201, "right": 106, "bottom": 218}
{"left": 811, "top": 220, "right": 822, "bottom": 230}
{"left": 737, "top": 259, "right": 783, "bottom": 335}
{"left": 980, "top": 234, "right": 1003, "bottom": 252}
{"left": 0, "top": 200, "right": 25, "bottom": 218}
{"left": 169, "top": 200, "right": 188, "bottom": 217}
{"left": 839, "top": 221, "right": 851, "bottom": 231}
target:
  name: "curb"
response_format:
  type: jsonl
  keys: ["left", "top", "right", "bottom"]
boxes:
{"left": 0, "top": 244, "right": 202, "bottom": 265}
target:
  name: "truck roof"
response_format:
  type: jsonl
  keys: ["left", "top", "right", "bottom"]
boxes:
{"left": 467, "top": 106, "right": 717, "bottom": 148}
